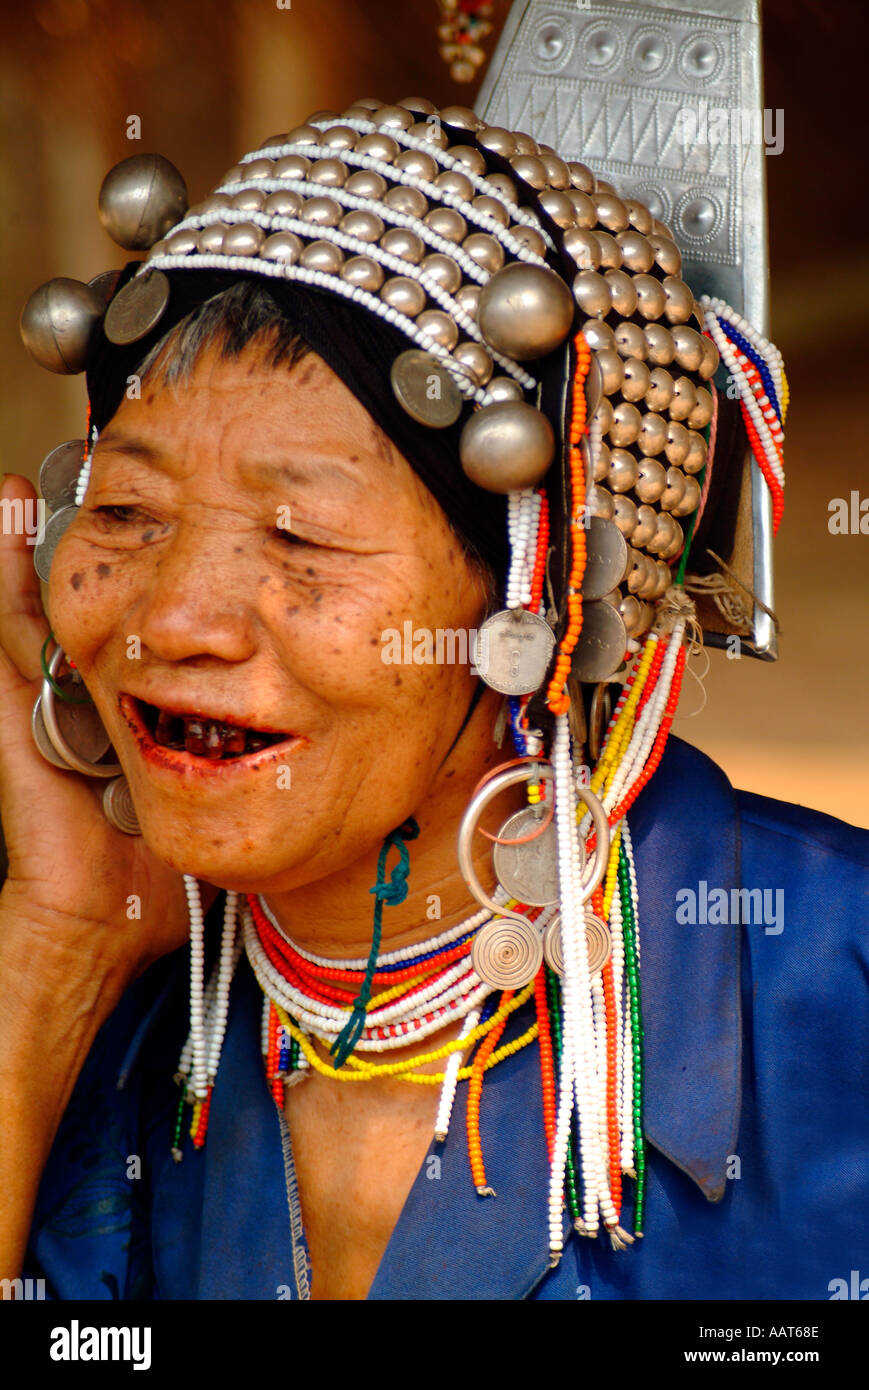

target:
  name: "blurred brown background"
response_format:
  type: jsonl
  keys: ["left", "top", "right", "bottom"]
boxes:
{"left": 1, "top": 0, "right": 867, "bottom": 825}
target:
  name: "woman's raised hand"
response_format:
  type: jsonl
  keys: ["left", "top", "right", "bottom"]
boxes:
{"left": 0, "top": 472, "right": 200, "bottom": 1003}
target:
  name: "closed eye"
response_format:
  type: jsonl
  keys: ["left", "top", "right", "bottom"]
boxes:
{"left": 273, "top": 525, "right": 314, "bottom": 547}
{"left": 94, "top": 505, "right": 146, "bottom": 523}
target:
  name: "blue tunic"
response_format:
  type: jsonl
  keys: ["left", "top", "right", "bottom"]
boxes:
{"left": 23, "top": 737, "right": 869, "bottom": 1299}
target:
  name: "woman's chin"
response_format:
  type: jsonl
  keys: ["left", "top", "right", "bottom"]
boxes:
{"left": 135, "top": 816, "right": 311, "bottom": 894}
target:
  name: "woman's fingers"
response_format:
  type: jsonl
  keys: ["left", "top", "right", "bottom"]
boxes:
{"left": 0, "top": 474, "right": 51, "bottom": 688}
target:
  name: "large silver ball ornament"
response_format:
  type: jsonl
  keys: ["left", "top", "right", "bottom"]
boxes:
{"left": 460, "top": 402, "right": 555, "bottom": 493}
{"left": 478, "top": 263, "right": 575, "bottom": 361}
{"left": 98, "top": 154, "right": 188, "bottom": 251}
{"left": 20, "top": 277, "right": 104, "bottom": 374}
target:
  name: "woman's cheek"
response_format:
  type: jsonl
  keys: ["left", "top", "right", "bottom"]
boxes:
{"left": 48, "top": 540, "right": 134, "bottom": 666}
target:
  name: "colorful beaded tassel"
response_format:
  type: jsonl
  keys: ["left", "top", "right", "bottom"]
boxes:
{"left": 700, "top": 295, "right": 788, "bottom": 533}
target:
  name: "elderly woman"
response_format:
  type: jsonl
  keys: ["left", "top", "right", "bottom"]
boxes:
{"left": 1, "top": 98, "right": 867, "bottom": 1302}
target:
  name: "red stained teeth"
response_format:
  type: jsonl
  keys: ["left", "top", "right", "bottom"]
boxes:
{"left": 145, "top": 702, "right": 281, "bottom": 757}
{"left": 223, "top": 727, "right": 247, "bottom": 755}
{"left": 186, "top": 719, "right": 208, "bottom": 757}
{"left": 155, "top": 708, "right": 175, "bottom": 745}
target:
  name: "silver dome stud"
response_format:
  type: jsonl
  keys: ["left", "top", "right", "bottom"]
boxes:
{"left": 479, "top": 263, "right": 575, "bottom": 361}
{"left": 98, "top": 154, "right": 187, "bottom": 251}
{"left": 460, "top": 402, "right": 555, "bottom": 492}
{"left": 20, "top": 278, "right": 104, "bottom": 374}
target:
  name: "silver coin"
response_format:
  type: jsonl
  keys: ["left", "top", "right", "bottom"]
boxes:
{"left": 581, "top": 516, "right": 629, "bottom": 602}
{"left": 588, "top": 681, "right": 613, "bottom": 762}
{"left": 390, "top": 349, "right": 463, "bottom": 427}
{"left": 39, "top": 440, "right": 84, "bottom": 511}
{"left": 104, "top": 267, "right": 170, "bottom": 345}
{"left": 54, "top": 678, "right": 112, "bottom": 763}
{"left": 33, "top": 505, "right": 78, "bottom": 582}
{"left": 543, "top": 910, "right": 612, "bottom": 976}
{"left": 31, "top": 696, "right": 71, "bottom": 770}
{"left": 474, "top": 609, "right": 555, "bottom": 695}
{"left": 87, "top": 269, "right": 122, "bottom": 309}
{"left": 570, "top": 600, "right": 628, "bottom": 683}
{"left": 493, "top": 806, "right": 560, "bottom": 906}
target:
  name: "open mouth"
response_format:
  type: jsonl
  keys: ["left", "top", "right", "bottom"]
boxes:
{"left": 133, "top": 698, "right": 290, "bottom": 761}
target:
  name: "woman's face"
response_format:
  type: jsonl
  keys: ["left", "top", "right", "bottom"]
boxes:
{"left": 49, "top": 340, "right": 494, "bottom": 892}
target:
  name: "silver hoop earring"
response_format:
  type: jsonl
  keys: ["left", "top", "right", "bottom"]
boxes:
{"left": 32, "top": 643, "right": 141, "bottom": 836}
{"left": 38, "top": 643, "right": 120, "bottom": 778}
{"left": 457, "top": 760, "right": 611, "bottom": 989}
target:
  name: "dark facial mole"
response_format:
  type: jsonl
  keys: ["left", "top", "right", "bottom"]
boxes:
{"left": 96, "top": 563, "right": 111, "bottom": 578}
{"left": 70, "top": 572, "right": 83, "bottom": 591}
{"left": 234, "top": 546, "right": 243, "bottom": 554}
{"left": 305, "top": 566, "right": 316, "bottom": 577}
{"left": 142, "top": 530, "right": 154, "bottom": 542}
{"left": 393, "top": 674, "right": 402, "bottom": 686}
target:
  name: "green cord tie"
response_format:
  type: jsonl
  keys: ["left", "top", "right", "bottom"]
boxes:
{"left": 673, "top": 430, "right": 709, "bottom": 586}
{"left": 40, "top": 633, "right": 93, "bottom": 704}
{"left": 330, "top": 816, "right": 420, "bottom": 1068}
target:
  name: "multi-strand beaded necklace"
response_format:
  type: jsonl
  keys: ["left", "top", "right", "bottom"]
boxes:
{"left": 170, "top": 611, "right": 685, "bottom": 1257}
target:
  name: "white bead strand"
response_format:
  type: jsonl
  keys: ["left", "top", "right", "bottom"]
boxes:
{"left": 434, "top": 1007, "right": 483, "bottom": 1142}
{"left": 183, "top": 874, "right": 208, "bottom": 1101}
{"left": 205, "top": 891, "right": 240, "bottom": 1081}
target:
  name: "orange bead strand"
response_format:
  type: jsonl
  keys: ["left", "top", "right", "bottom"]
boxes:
{"left": 546, "top": 332, "right": 591, "bottom": 715}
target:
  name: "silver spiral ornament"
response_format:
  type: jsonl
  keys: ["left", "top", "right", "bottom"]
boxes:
{"left": 102, "top": 776, "right": 141, "bottom": 836}
{"left": 472, "top": 916, "right": 543, "bottom": 989}
{"left": 543, "top": 910, "right": 612, "bottom": 977}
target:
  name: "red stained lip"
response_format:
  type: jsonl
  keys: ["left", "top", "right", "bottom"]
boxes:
{"left": 118, "top": 693, "right": 306, "bottom": 774}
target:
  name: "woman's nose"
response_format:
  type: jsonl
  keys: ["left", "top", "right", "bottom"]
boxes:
{"left": 131, "top": 522, "right": 258, "bottom": 664}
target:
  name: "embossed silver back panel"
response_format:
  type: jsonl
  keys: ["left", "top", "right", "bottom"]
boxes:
{"left": 477, "top": 0, "right": 778, "bottom": 658}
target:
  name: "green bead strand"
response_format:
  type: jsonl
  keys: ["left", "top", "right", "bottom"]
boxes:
{"left": 545, "top": 965, "right": 581, "bottom": 1223}
{"left": 171, "top": 1093, "right": 187, "bottom": 1161}
{"left": 618, "top": 841, "right": 646, "bottom": 1235}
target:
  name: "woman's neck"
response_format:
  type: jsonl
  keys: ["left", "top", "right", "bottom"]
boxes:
{"left": 254, "top": 694, "right": 524, "bottom": 960}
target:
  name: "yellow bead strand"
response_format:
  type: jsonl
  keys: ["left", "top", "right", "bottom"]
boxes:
{"left": 394, "top": 1020, "right": 539, "bottom": 1084}
{"left": 274, "top": 982, "right": 535, "bottom": 1082}
{"left": 590, "top": 636, "right": 658, "bottom": 797}
{"left": 601, "top": 826, "right": 623, "bottom": 919}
